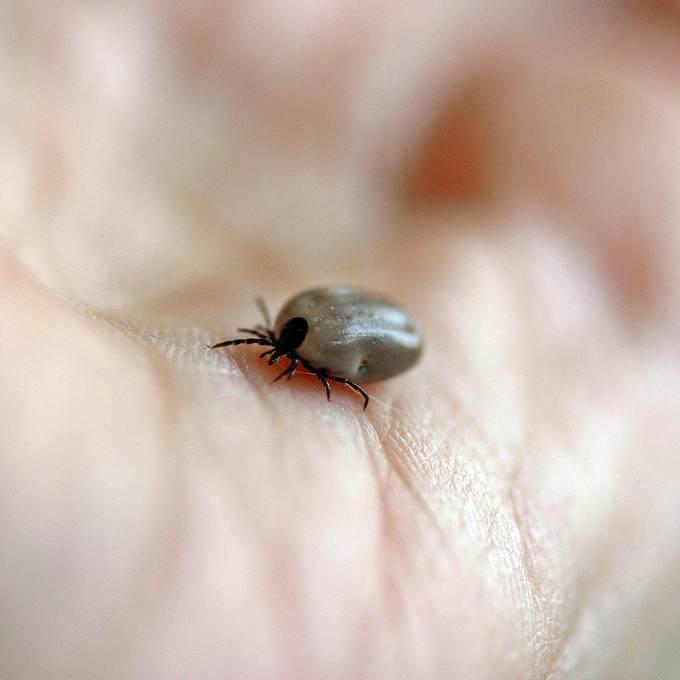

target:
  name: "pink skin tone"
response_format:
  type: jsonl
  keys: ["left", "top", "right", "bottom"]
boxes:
{"left": 2, "top": 1, "right": 680, "bottom": 678}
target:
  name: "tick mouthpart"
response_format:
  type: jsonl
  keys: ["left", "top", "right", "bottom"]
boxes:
{"left": 267, "top": 348, "right": 288, "bottom": 365}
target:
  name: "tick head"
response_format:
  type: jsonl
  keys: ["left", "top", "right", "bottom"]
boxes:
{"left": 276, "top": 316, "right": 309, "bottom": 353}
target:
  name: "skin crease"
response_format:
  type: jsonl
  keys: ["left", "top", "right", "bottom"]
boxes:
{"left": 1, "top": 2, "right": 680, "bottom": 679}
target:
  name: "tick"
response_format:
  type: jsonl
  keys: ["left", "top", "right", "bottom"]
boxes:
{"left": 211, "top": 286, "right": 423, "bottom": 409}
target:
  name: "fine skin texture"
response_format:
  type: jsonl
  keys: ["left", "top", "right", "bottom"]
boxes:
{"left": 272, "top": 287, "right": 423, "bottom": 383}
{"left": 2, "top": 2, "right": 680, "bottom": 679}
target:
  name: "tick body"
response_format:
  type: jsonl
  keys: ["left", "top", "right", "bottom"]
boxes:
{"left": 211, "top": 287, "right": 423, "bottom": 409}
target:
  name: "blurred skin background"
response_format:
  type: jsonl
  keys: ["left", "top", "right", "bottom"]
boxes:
{"left": 1, "top": 1, "right": 680, "bottom": 678}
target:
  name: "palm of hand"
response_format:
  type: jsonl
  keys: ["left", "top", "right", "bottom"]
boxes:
{"left": 2, "top": 2, "right": 680, "bottom": 679}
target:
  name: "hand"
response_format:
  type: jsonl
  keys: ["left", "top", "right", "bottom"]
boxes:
{"left": 2, "top": 2, "right": 680, "bottom": 678}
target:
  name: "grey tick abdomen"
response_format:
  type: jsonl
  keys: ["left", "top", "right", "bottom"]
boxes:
{"left": 274, "top": 287, "right": 423, "bottom": 383}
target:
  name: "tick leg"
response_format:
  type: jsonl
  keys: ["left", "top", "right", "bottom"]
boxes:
{"left": 259, "top": 348, "right": 276, "bottom": 359}
{"left": 255, "top": 296, "right": 273, "bottom": 329}
{"left": 318, "top": 374, "right": 331, "bottom": 401}
{"left": 329, "top": 376, "right": 370, "bottom": 410}
{"left": 302, "top": 360, "right": 331, "bottom": 401}
{"left": 255, "top": 324, "right": 277, "bottom": 341}
{"left": 238, "top": 328, "right": 271, "bottom": 340}
{"left": 211, "top": 338, "right": 273, "bottom": 349}
{"left": 272, "top": 355, "right": 299, "bottom": 383}
{"left": 268, "top": 351, "right": 285, "bottom": 365}
{"left": 287, "top": 355, "right": 299, "bottom": 380}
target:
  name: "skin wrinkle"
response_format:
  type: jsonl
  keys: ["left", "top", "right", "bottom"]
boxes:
{"left": 488, "top": 228, "right": 623, "bottom": 676}
{"left": 506, "top": 460, "right": 552, "bottom": 679}
{"left": 546, "top": 515, "right": 619, "bottom": 678}
{"left": 368, "top": 411, "right": 449, "bottom": 560}
{"left": 512, "top": 407, "right": 595, "bottom": 666}
{"left": 353, "top": 397, "right": 495, "bottom": 672}
{"left": 357, "top": 417, "right": 420, "bottom": 673}
{"left": 370, "top": 316, "right": 561, "bottom": 678}
{"left": 369, "top": 383, "right": 551, "bottom": 676}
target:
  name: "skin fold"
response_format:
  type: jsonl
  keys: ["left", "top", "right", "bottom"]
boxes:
{"left": 1, "top": 1, "right": 680, "bottom": 678}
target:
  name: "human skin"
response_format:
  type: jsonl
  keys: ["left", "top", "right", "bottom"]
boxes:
{"left": 1, "top": 1, "right": 680, "bottom": 678}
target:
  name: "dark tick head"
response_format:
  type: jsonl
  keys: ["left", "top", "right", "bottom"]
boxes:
{"left": 276, "top": 317, "right": 309, "bottom": 353}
